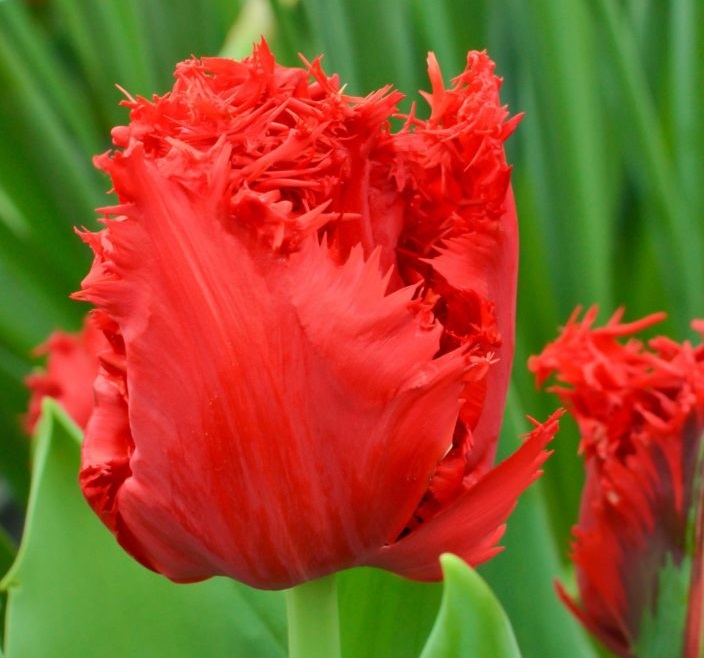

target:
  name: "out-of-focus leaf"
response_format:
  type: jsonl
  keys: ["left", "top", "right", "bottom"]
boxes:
{"left": 220, "top": 0, "right": 276, "bottom": 60}
{"left": 592, "top": 0, "right": 703, "bottom": 326}
{"left": 0, "top": 351, "right": 30, "bottom": 501}
{"left": 500, "top": 0, "right": 614, "bottom": 314}
{"left": 2, "top": 400, "right": 286, "bottom": 658}
{"left": 294, "top": 0, "right": 360, "bottom": 90}
{"left": 0, "top": 525, "right": 16, "bottom": 583}
{"left": 419, "top": 554, "right": 521, "bottom": 658}
{"left": 667, "top": 0, "right": 704, "bottom": 229}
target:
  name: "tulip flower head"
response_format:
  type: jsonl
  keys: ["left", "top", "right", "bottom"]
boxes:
{"left": 530, "top": 307, "right": 704, "bottom": 658}
{"left": 25, "top": 315, "right": 105, "bottom": 433}
{"left": 75, "top": 41, "right": 557, "bottom": 590}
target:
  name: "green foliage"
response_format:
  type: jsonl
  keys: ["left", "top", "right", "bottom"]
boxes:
{"left": 420, "top": 555, "right": 522, "bottom": 658}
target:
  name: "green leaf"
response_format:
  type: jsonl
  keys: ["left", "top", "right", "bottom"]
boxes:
{"left": 0, "top": 525, "right": 16, "bottom": 584}
{"left": 2, "top": 400, "right": 286, "bottom": 658}
{"left": 338, "top": 568, "right": 442, "bottom": 658}
{"left": 419, "top": 554, "right": 522, "bottom": 658}
{"left": 0, "top": 354, "right": 30, "bottom": 501}
{"left": 220, "top": 0, "right": 276, "bottom": 60}
{"left": 592, "top": 0, "right": 703, "bottom": 326}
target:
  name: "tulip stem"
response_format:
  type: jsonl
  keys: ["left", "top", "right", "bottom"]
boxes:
{"left": 286, "top": 573, "right": 341, "bottom": 658}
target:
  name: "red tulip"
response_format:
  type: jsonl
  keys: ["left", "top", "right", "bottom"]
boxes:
{"left": 75, "top": 41, "right": 557, "bottom": 590}
{"left": 25, "top": 315, "right": 105, "bottom": 433}
{"left": 530, "top": 307, "right": 704, "bottom": 658}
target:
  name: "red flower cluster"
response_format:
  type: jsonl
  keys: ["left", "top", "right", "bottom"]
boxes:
{"left": 25, "top": 316, "right": 105, "bottom": 433}
{"left": 530, "top": 308, "right": 704, "bottom": 658}
{"left": 75, "top": 41, "right": 556, "bottom": 590}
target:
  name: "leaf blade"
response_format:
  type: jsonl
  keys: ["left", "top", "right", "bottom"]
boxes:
{"left": 419, "top": 554, "right": 522, "bottom": 658}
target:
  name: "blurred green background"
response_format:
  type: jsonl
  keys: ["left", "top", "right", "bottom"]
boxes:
{"left": 0, "top": 0, "right": 702, "bottom": 656}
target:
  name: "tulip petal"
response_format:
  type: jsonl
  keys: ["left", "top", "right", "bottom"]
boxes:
{"left": 78, "top": 143, "right": 478, "bottom": 589}
{"left": 429, "top": 189, "right": 518, "bottom": 472}
{"left": 365, "top": 412, "right": 559, "bottom": 580}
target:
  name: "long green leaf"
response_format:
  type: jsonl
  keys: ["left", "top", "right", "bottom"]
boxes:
{"left": 500, "top": 0, "right": 614, "bottom": 312}
{"left": 593, "top": 0, "right": 703, "bottom": 326}
{"left": 668, "top": 0, "right": 704, "bottom": 244}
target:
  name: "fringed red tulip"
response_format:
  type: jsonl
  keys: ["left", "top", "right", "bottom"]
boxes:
{"left": 530, "top": 307, "right": 704, "bottom": 658}
{"left": 74, "top": 41, "right": 556, "bottom": 590}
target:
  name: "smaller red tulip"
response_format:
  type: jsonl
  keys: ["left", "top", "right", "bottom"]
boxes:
{"left": 530, "top": 307, "right": 704, "bottom": 658}
{"left": 25, "top": 315, "right": 105, "bottom": 433}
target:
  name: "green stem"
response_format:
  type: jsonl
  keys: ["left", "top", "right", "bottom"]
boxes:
{"left": 286, "top": 574, "right": 341, "bottom": 658}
